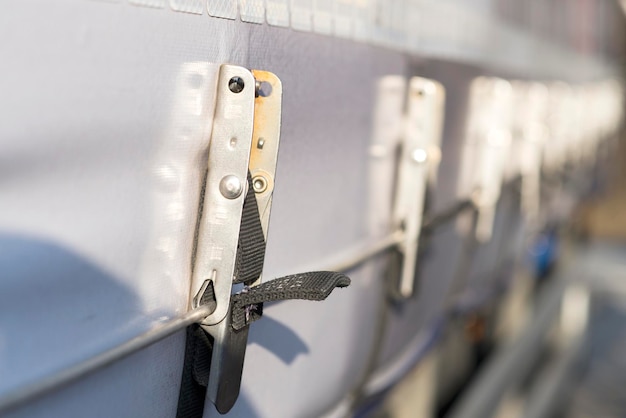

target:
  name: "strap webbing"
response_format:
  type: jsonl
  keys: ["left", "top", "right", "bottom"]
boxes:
{"left": 176, "top": 325, "right": 213, "bottom": 418}
{"left": 231, "top": 271, "right": 351, "bottom": 330}
{"left": 234, "top": 173, "right": 266, "bottom": 285}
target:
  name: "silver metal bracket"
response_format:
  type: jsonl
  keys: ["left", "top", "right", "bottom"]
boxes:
{"left": 511, "top": 81, "right": 548, "bottom": 224}
{"left": 368, "top": 76, "right": 406, "bottom": 240}
{"left": 197, "top": 69, "right": 283, "bottom": 413}
{"left": 248, "top": 70, "right": 283, "bottom": 255}
{"left": 458, "top": 77, "right": 513, "bottom": 243}
{"left": 392, "top": 77, "right": 445, "bottom": 298}
{"left": 189, "top": 64, "right": 256, "bottom": 325}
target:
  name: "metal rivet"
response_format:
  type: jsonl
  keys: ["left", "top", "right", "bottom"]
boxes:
{"left": 257, "top": 138, "right": 265, "bottom": 149}
{"left": 252, "top": 176, "right": 268, "bottom": 193}
{"left": 219, "top": 175, "right": 243, "bottom": 199}
{"left": 255, "top": 81, "right": 273, "bottom": 97}
{"left": 411, "top": 148, "right": 428, "bottom": 164}
{"left": 228, "top": 76, "right": 245, "bottom": 93}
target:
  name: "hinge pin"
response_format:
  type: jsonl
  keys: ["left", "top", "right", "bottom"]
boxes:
{"left": 219, "top": 175, "right": 243, "bottom": 199}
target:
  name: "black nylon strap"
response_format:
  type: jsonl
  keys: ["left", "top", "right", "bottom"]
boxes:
{"left": 176, "top": 325, "right": 213, "bottom": 418}
{"left": 231, "top": 271, "right": 351, "bottom": 330}
{"left": 234, "top": 172, "right": 266, "bottom": 285}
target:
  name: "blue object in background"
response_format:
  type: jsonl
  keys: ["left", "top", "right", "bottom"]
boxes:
{"left": 529, "top": 228, "right": 559, "bottom": 279}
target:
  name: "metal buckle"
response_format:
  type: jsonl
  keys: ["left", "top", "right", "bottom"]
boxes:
{"left": 459, "top": 77, "right": 513, "bottom": 243}
{"left": 393, "top": 77, "right": 445, "bottom": 298}
{"left": 190, "top": 64, "right": 256, "bottom": 325}
{"left": 511, "top": 81, "right": 548, "bottom": 223}
{"left": 199, "top": 69, "right": 282, "bottom": 413}
{"left": 368, "top": 76, "right": 407, "bottom": 239}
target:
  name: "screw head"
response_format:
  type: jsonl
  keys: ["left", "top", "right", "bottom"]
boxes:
{"left": 411, "top": 148, "right": 428, "bottom": 164}
{"left": 219, "top": 175, "right": 243, "bottom": 199}
{"left": 228, "top": 76, "right": 245, "bottom": 93}
{"left": 252, "top": 176, "right": 268, "bottom": 193}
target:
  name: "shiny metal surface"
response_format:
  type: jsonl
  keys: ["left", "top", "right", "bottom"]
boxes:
{"left": 192, "top": 65, "right": 255, "bottom": 326}
{"left": 394, "top": 77, "right": 445, "bottom": 298}
{"left": 219, "top": 175, "right": 244, "bottom": 199}
{"left": 205, "top": 69, "right": 283, "bottom": 413}
{"left": 248, "top": 70, "right": 283, "bottom": 244}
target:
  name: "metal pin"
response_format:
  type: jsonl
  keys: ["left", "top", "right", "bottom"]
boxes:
{"left": 219, "top": 175, "right": 243, "bottom": 199}
{"left": 411, "top": 148, "right": 428, "bottom": 164}
{"left": 252, "top": 176, "right": 268, "bottom": 193}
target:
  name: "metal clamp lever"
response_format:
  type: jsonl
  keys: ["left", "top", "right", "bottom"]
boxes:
{"left": 178, "top": 64, "right": 258, "bottom": 416}
{"left": 392, "top": 77, "right": 445, "bottom": 299}
{"left": 511, "top": 81, "right": 548, "bottom": 224}
{"left": 203, "top": 70, "right": 283, "bottom": 414}
{"left": 189, "top": 64, "right": 256, "bottom": 325}
{"left": 470, "top": 78, "right": 513, "bottom": 242}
